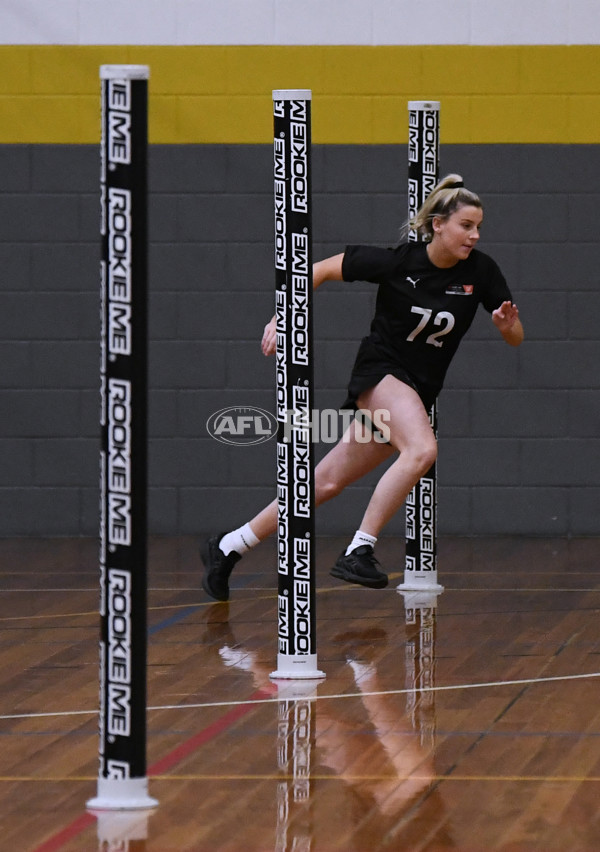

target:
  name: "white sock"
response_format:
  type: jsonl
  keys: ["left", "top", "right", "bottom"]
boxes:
{"left": 219, "top": 645, "right": 256, "bottom": 671}
{"left": 348, "top": 659, "right": 377, "bottom": 683}
{"left": 219, "top": 523, "right": 259, "bottom": 556}
{"left": 345, "top": 530, "right": 377, "bottom": 556}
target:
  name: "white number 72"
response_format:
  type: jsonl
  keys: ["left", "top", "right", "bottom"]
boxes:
{"left": 407, "top": 307, "right": 455, "bottom": 347}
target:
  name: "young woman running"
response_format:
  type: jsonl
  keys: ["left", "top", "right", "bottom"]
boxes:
{"left": 201, "top": 174, "right": 524, "bottom": 601}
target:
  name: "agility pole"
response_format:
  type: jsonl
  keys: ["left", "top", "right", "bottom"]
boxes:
{"left": 271, "top": 90, "right": 325, "bottom": 681}
{"left": 399, "top": 100, "right": 444, "bottom": 594}
{"left": 88, "top": 64, "right": 157, "bottom": 812}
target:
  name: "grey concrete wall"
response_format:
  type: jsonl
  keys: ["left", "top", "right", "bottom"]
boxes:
{"left": 0, "top": 143, "right": 598, "bottom": 537}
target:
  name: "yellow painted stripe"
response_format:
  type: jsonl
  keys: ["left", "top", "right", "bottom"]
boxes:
{"left": 0, "top": 45, "right": 599, "bottom": 143}
{"left": 0, "top": 774, "right": 598, "bottom": 784}
{"left": 151, "top": 774, "right": 600, "bottom": 783}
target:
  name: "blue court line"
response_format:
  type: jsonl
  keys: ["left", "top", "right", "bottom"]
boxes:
{"left": 147, "top": 570, "right": 260, "bottom": 636}
{"left": 147, "top": 605, "right": 203, "bottom": 636}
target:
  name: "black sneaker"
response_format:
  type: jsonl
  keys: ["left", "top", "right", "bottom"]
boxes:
{"left": 200, "top": 534, "right": 242, "bottom": 602}
{"left": 330, "top": 545, "right": 388, "bottom": 589}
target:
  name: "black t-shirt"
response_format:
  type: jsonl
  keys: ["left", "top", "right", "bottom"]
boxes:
{"left": 342, "top": 242, "right": 512, "bottom": 395}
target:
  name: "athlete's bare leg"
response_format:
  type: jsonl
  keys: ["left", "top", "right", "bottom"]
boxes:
{"left": 354, "top": 375, "right": 436, "bottom": 536}
{"left": 248, "top": 414, "right": 395, "bottom": 540}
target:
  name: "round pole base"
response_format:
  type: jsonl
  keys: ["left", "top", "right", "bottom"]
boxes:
{"left": 397, "top": 577, "right": 444, "bottom": 594}
{"left": 87, "top": 777, "right": 158, "bottom": 812}
{"left": 270, "top": 653, "right": 325, "bottom": 681}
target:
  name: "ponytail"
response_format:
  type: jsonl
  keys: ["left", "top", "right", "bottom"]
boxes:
{"left": 402, "top": 173, "right": 482, "bottom": 242}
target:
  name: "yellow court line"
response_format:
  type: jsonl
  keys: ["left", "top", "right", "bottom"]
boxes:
{"left": 151, "top": 773, "right": 600, "bottom": 784}
{"left": 0, "top": 586, "right": 341, "bottom": 622}
{"left": 0, "top": 598, "right": 257, "bottom": 622}
{"left": 0, "top": 773, "right": 598, "bottom": 784}
{"left": 0, "top": 776, "right": 97, "bottom": 782}
{"left": 4, "top": 577, "right": 599, "bottom": 624}
{"left": 0, "top": 610, "right": 97, "bottom": 622}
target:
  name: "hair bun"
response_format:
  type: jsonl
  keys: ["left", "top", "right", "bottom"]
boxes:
{"left": 450, "top": 180, "right": 464, "bottom": 188}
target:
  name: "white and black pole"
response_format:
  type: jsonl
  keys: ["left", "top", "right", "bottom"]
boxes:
{"left": 398, "top": 101, "right": 444, "bottom": 595}
{"left": 271, "top": 90, "right": 325, "bottom": 681}
{"left": 88, "top": 64, "right": 157, "bottom": 812}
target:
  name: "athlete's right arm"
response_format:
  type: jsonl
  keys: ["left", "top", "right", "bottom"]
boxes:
{"left": 261, "top": 253, "right": 345, "bottom": 356}
{"left": 313, "top": 253, "right": 344, "bottom": 288}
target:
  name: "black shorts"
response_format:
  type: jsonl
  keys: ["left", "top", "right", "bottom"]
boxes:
{"left": 340, "top": 338, "right": 439, "bottom": 414}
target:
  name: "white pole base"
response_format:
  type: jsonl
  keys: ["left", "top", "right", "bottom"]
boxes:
{"left": 397, "top": 575, "right": 444, "bottom": 594}
{"left": 87, "top": 777, "right": 158, "bottom": 812}
{"left": 270, "top": 653, "right": 325, "bottom": 681}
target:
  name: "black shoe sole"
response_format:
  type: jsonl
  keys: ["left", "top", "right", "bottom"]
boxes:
{"left": 330, "top": 564, "right": 388, "bottom": 590}
{"left": 200, "top": 539, "right": 229, "bottom": 602}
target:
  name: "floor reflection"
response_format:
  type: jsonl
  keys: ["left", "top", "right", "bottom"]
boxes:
{"left": 93, "top": 809, "right": 153, "bottom": 851}
{"left": 4, "top": 536, "right": 600, "bottom": 850}
{"left": 206, "top": 592, "right": 453, "bottom": 850}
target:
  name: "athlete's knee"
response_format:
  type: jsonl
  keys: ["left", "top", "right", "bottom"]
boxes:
{"left": 410, "top": 438, "right": 438, "bottom": 476}
{"left": 315, "top": 474, "right": 344, "bottom": 505}
{"left": 314, "top": 460, "right": 351, "bottom": 504}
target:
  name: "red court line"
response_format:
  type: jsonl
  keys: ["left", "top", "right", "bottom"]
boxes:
{"left": 30, "top": 814, "right": 96, "bottom": 852}
{"left": 149, "top": 687, "right": 275, "bottom": 776}
{"left": 30, "top": 687, "right": 275, "bottom": 852}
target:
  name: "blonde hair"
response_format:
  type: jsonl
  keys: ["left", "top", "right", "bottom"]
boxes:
{"left": 405, "top": 173, "right": 482, "bottom": 242}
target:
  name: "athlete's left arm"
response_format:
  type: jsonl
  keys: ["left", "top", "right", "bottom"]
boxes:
{"left": 492, "top": 301, "right": 524, "bottom": 346}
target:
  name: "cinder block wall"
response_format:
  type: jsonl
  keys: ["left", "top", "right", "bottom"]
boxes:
{"left": 1, "top": 141, "right": 598, "bottom": 536}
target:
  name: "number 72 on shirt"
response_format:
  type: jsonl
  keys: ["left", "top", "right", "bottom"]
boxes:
{"left": 407, "top": 307, "right": 455, "bottom": 348}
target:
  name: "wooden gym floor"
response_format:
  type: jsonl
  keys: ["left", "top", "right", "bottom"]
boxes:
{"left": 1, "top": 535, "right": 599, "bottom": 852}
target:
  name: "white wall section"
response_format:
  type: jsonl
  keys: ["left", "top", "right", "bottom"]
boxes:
{"left": 1, "top": 0, "right": 598, "bottom": 46}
